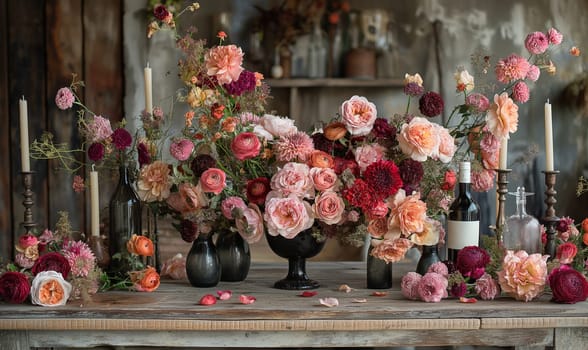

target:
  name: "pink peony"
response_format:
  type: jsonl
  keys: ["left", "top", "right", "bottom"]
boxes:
{"left": 511, "top": 81, "right": 530, "bottom": 103}
{"left": 263, "top": 194, "right": 314, "bottom": 239}
{"left": 475, "top": 273, "right": 500, "bottom": 300}
{"left": 417, "top": 272, "right": 448, "bottom": 302}
{"left": 55, "top": 87, "right": 75, "bottom": 110}
{"left": 274, "top": 131, "right": 315, "bottom": 162}
{"left": 205, "top": 44, "right": 244, "bottom": 85}
{"left": 61, "top": 240, "right": 96, "bottom": 278}
{"left": 471, "top": 168, "right": 495, "bottom": 192}
{"left": 401, "top": 272, "right": 422, "bottom": 300}
{"left": 85, "top": 115, "right": 113, "bottom": 143}
{"left": 235, "top": 204, "right": 265, "bottom": 243}
{"left": 312, "top": 191, "right": 345, "bottom": 225}
{"left": 526, "top": 65, "right": 540, "bottom": 82}
{"left": 465, "top": 93, "right": 490, "bottom": 113}
{"left": 397, "top": 116, "right": 440, "bottom": 162}
{"left": 456, "top": 246, "right": 490, "bottom": 279}
{"left": 485, "top": 93, "right": 518, "bottom": 140}
{"left": 547, "top": 28, "right": 563, "bottom": 45}
{"left": 231, "top": 132, "right": 261, "bottom": 161}
{"left": 310, "top": 167, "right": 338, "bottom": 192}
{"left": 199, "top": 168, "right": 226, "bottom": 195}
{"left": 427, "top": 261, "right": 449, "bottom": 277}
{"left": 169, "top": 139, "right": 194, "bottom": 161}
{"left": 495, "top": 54, "right": 531, "bottom": 83}
{"left": 270, "top": 162, "right": 314, "bottom": 199}
{"left": 340, "top": 95, "right": 378, "bottom": 136}
{"left": 354, "top": 143, "right": 386, "bottom": 171}
{"left": 548, "top": 264, "right": 588, "bottom": 304}
{"left": 525, "top": 31, "right": 549, "bottom": 55}
{"left": 221, "top": 196, "right": 247, "bottom": 219}
{"left": 498, "top": 250, "right": 548, "bottom": 302}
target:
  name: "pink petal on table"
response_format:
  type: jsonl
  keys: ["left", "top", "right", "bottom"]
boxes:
{"left": 217, "top": 290, "right": 232, "bottom": 300}
{"left": 338, "top": 284, "right": 353, "bottom": 293}
{"left": 299, "top": 291, "right": 318, "bottom": 297}
{"left": 318, "top": 297, "right": 339, "bottom": 307}
{"left": 352, "top": 298, "right": 368, "bottom": 303}
{"left": 240, "top": 295, "right": 256, "bottom": 304}
{"left": 371, "top": 291, "right": 388, "bottom": 297}
{"left": 198, "top": 294, "right": 217, "bottom": 306}
{"left": 459, "top": 297, "right": 477, "bottom": 303}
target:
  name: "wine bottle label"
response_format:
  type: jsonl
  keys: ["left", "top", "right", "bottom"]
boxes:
{"left": 447, "top": 220, "right": 479, "bottom": 250}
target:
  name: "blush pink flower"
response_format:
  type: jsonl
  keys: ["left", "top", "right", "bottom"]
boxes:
{"left": 340, "top": 95, "right": 378, "bottom": 136}
{"left": 417, "top": 272, "right": 448, "bottom": 303}
{"left": 205, "top": 44, "right": 244, "bottom": 85}
{"left": 274, "top": 131, "right": 315, "bottom": 162}
{"left": 485, "top": 93, "right": 518, "bottom": 140}
{"left": 169, "top": 139, "right": 194, "bottom": 161}
{"left": 397, "top": 117, "right": 440, "bottom": 162}
{"left": 511, "top": 81, "right": 530, "bottom": 103}
{"left": 85, "top": 115, "right": 113, "bottom": 143}
{"left": 61, "top": 241, "right": 96, "bottom": 278}
{"left": 401, "top": 272, "right": 422, "bottom": 300}
{"left": 465, "top": 93, "right": 490, "bottom": 113}
{"left": 231, "top": 132, "right": 261, "bottom": 161}
{"left": 312, "top": 191, "right": 345, "bottom": 225}
{"left": 15, "top": 253, "right": 35, "bottom": 269}
{"left": 410, "top": 217, "right": 441, "bottom": 246}
{"left": 495, "top": 54, "right": 531, "bottom": 83}
{"left": 221, "top": 196, "right": 247, "bottom": 219}
{"left": 354, "top": 143, "right": 386, "bottom": 171}
{"left": 263, "top": 194, "right": 314, "bottom": 239}
{"left": 137, "top": 160, "right": 172, "bottom": 202}
{"left": 475, "top": 273, "right": 500, "bottom": 300}
{"left": 72, "top": 175, "right": 85, "bottom": 193}
{"left": 270, "top": 162, "right": 314, "bottom": 198}
{"left": 199, "top": 168, "right": 226, "bottom": 195}
{"left": 18, "top": 234, "right": 38, "bottom": 249}
{"left": 370, "top": 237, "right": 413, "bottom": 263}
{"left": 427, "top": 261, "right": 449, "bottom": 277}
{"left": 471, "top": 168, "right": 495, "bottom": 192}
{"left": 235, "top": 204, "right": 265, "bottom": 243}
{"left": 160, "top": 253, "right": 187, "bottom": 280}
{"left": 526, "top": 65, "right": 540, "bottom": 82}
{"left": 55, "top": 87, "right": 75, "bottom": 110}
{"left": 310, "top": 167, "right": 338, "bottom": 191}
{"left": 257, "top": 114, "right": 297, "bottom": 139}
{"left": 547, "top": 28, "right": 563, "bottom": 45}
{"left": 498, "top": 250, "right": 548, "bottom": 302}
{"left": 434, "top": 124, "right": 455, "bottom": 163}
{"left": 525, "top": 31, "right": 549, "bottom": 55}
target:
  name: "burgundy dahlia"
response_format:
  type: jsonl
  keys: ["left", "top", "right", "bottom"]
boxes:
{"left": 246, "top": 177, "right": 271, "bottom": 205}
{"left": 31, "top": 252, "right": 71, "bottom": 279}
{"left": 398, "top": 159, "right": 424, "bottom": 194}
{"left": 548, "top": 265, "right": 588, "bottom": 304}
{"left": 190, "top": 154, "right": 217, "bottom": 178}
{"left": 0, "top": 271, "right": 30, "bottom": 304}
{"left": 87, "top": 142, "right": 105, "bottom": 162}
{"left": 455, "top": 246, "right": 490, "bottom": 279}
{"left": 137, "top": 142, "right": 151, "bottom": 167}
{"left": 371, "top": 118, "right": 396, "bottom": 139}
{"left": 311, "top": 133, "right": 334, "bottom": 154}
{"left": 342, "top": 179, "right": 378, "bottom": 210}
{"left": 419, "top": 91, "right": 444, "bottom": 117}
{"left": 363, "top": 160, "right": 403, "bottom": 200}
{"left": 179, "top": 220, "right": 198, "bottom": 243}
{"left": 112, "top": 128, "right": 132, "bottom": 150}
{"left": 224, "top": 70, "right": 256, "bottom": 96}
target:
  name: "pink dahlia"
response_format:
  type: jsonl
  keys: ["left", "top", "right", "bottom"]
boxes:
{"left": 85, "top": 115, "right": 113, "bottom": 143}
{"left": 495, "top": 54, "right": 531, "bottom": 83}
{"left": 525, "top": 31, "right": 549, "bottom": 55}
{"left": 511, "top": 81, "right": 530, "bottom": 103}
{"left": 547, "top": 28, "right": 563, "bottom": 45}
{"left": 55, "top": 87, "right": 75, "bottom": 110}
{"left": 61, "top": 241, "right": 96, "bottom": 278}
{"left": 364, "top": 160, "right": 403, "bottom": 200}
{"left": 274, "top": 131, "right": 315, "bottom": 162}
{"left": 205, "top": 44, "right": 244, "bottom": 85}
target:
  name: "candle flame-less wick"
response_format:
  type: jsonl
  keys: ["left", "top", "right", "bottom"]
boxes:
{"left": 21, "top": 95, "right": 24, "bottom": 100}
{"left": 547, "top": 98, "right": 550, "bottom": 104}
{"left": 92, "top": 164, "right": 95, "bottom": 172}
{"left": 147, "top": 62, "right": 150, "bottom": 68}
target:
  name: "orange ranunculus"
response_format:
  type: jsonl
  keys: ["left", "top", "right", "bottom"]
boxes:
{"left": 126, "top": 234, "right": 154, "bottom": 257}
{"left": 581, "top": 218, "right": 588, "bottom": 233}
{"left": 323, "top": 122, "right": 347, "bottom": 141}
{"left": 308, "top": 150, "right": 335, "bottom": 168}
{"left": 130, "top": 266, "right": 160, "bottom": 292}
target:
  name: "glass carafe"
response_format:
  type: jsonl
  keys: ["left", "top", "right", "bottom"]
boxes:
{"left": 504, "top": 187, "right": 541, "bottom": 253}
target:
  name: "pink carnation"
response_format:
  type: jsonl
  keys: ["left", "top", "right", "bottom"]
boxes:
{"left": 547, "top": 28, "right": 563, "bottom": 45}
{"left": 525, "top": 31, "right": 549, "bottom": 55}
{"left": 205, "top": 44, "right": 244, "bottom": 85}
{"left": 526, "top": 65, "right": 540, "bottom": 82}
{"left": 511, "top": 81, "right": 530, "bottom": 103}
{"left": 471, "top": 168, "right": 495, "bottom": 192}
{"left": 169, "top": 138, "right": 194, "bottom": 161}
{"left": 427, "top": 261, "right": 448, "bottom": 277}
{"left": 495, "top": 54, "right": 531, "bottom": 83}
{"left": 55, "top": 87, "right": 75, "bottom": 110}
{"left": 465, "top": 93, "right": 490, "bottom": 113}
{"left": 474, "top": 273, "right": 500, "bottom": 300}
{"left": 86, "top": 115, "right": 113, "bottom": 143}
{"left": 417, "top": 272, "right": 448, "bottom": 303}
{"left": 15, "top": 253, "right": 35, "bottom": 269}
{"left": 401, "top": 272, "right": 422, "bottom": 300}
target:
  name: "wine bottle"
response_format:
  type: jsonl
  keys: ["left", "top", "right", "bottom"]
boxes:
{"left": 447, "top": 161, "right": 480, "bottom": 263}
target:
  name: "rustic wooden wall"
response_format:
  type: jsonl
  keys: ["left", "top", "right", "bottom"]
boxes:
{"left": 0, "top": 0, "right": 123, "bottom": 261}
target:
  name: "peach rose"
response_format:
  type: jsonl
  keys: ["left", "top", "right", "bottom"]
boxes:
{"left": 397, "top": 117, "right": 440, "bottom": 162}
{"left": 310, "top": 167, "right": 338, "bottom": 191}
{"left": 126, "top": 234, "right": 154, "bottom": 257}
{"left": 313, "top": 191, "right": 345, "bottom": 225}
{"left": 323, "top": 122, "right": 347, "bottom": 141}
{"left": 205, "top": 44, "right": 244, "bottom": 85}
{"left": 30, "top": 271, "right": 72, "bottom": 307}
{"left": 367, "top": 218, "right": 389, "bottom": 239}
{"left": 370, "top": 237, "right": 413, "bottom": 263}
{"left": 199, "top": 168, "right": 226, "bottom": 195}
{"left": 340, "top": 95, "right": 378, "bottom": 136}
{"left": 486, "top": 93, "right": 518, "bottom": 140}
{"left": 231, "top": 132, "right": 261, "bottom": 161}
{"left": 308, "top": 150, "right": 335, "bottom": 169}
{"left": 498, "top": 250, "right": 548, "bottom": 302}
{"left": 166, "top": 182, "right": 208, "bottom": 215}
{"left": 410, "top": 217, "right": 441, "bottom": 246}
{"left": 270, "top": 162, "right": 314, "bottom": 198}
{"left": 137, "top": 160, "right": 173, "bottom": 202}
{"left": 236, "top": 204, "right": 265, "bottom": 243}
{"left": 388, "top": 189, "right": 427, "bottom": 236}
{"left": 221, "top": 117, "right": 238, "bottom": 133}
{"left": 434, "top": 124, "right": 455, "bottom": 164}
{"left": 354, "top": 143, "right": 386, "bottom": 171}
{"left": 264, "top": 194, "right": 314, "bottom": 239}
{"left": 130, "top": 266, "right": 160, "bottom": 292}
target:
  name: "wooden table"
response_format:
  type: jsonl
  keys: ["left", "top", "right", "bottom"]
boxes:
{"left": 0, "top": 262, "right": 587, "bottom": 349}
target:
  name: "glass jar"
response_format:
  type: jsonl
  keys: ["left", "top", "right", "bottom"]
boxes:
{"left": 504, "top": 187, "right": 542, "bottom": 253}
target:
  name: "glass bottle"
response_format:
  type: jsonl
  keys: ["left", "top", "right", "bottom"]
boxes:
{"left": 505, "top": 187, "right": 542, "bottom": 253}
{"left": 108, "top": 165, "right": 142, "bottom": 275}
{"left": 446, "top": 161, "right": 481, "bottom": 263}
{"left": 308, "top": 20, "right": 327, "bottom": 78}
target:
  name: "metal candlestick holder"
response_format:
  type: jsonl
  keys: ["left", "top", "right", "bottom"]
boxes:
{"left": 541, "top": 170, "right": 560, "bottom": 259}
{"left": 494, "top": 169, "right": 511, "bottom": 244}
{"left": 21, "top": 171, "right": 37, "bottom": 234}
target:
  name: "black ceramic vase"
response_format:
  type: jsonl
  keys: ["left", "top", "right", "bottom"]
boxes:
{"left": 366, "top": 244, "right": 392, "bottom": 289}
{"left": 216, "top": 230, "right": 251, "bottom": 282}
{"left": 186, "top": 233, "right": 221, "bottom": 287}
{"left": 416, "top": 244, "right": 441, "bottom": 275}
{"left": 265, "top": 228, "right": 325, "bottom": 290}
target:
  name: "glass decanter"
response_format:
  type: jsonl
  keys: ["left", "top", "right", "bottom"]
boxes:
{"left": 504, "top": 187, "right": 542, "bottom": 253}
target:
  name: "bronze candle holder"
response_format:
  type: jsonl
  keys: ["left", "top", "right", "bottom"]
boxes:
{"left": 494, "top": 169, "right": 511, "bottom": 245}
{"left": 21, "top": 171, "right": 37, "bottom": 234}
{"left": 541, "top": 170, "right": 560, "bottom": 260}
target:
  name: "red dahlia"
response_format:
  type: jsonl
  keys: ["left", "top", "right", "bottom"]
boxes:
{"left": 364, "top": 160, "right": 403, "bottom": 200}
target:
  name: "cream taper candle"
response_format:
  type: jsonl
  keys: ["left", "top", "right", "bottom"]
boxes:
{"left": 90, "top": 168, "right": 100, "bottom": 237}
{"left": 19, "top": 97, "right": 30, "bottom": 172}
{"left": 499, "top": 137, "right": 508, "bottom": 169}
{"left": 544, "top": 100, "right": 554, "bottom": 171}
{"left": 144, "top": 62, "right": 153, "bottom": 115}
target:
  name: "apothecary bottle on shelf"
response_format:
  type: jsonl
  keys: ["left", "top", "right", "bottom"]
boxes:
{"left": 308, "top": 20, "right": 327, "bottom": 78}
{"left": 108, "top": 165, "right": 142, "bottom": 275}
{"left": 504, "top": 187, "right": 541, "bottom": 253}
{"left": 446, "top": 161, "right": 480, "bottom": 263}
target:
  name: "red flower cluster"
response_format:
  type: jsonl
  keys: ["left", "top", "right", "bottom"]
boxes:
{"left": 456, "top": 246, "right": 490, "bottom": 279}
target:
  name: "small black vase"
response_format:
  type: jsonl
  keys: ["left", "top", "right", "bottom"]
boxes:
{"left": 217, "top": 230, "right": 251, "bottom": 282}
{"left": 265, "top": 228, "right": 325, "bottom": 290}
{"left": 186, "top": 233, "right": 221, "bottom": 287}
{"left": 416, "top": 244, "right": 441, "bottom": 275}
{"left": 366, "top": 244, "right": 392, "bottom": 289}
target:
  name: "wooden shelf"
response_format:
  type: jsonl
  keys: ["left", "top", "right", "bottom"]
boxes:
{"left": 265, "top": 78, "right": 404, "bottom": 88}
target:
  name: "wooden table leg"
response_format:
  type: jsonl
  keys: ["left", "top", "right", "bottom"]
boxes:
{"left": 554, "top": 327, "right": 588, "bottom": 349}
{"left": 0, "top": 330, "right": 30, "bottom": 349}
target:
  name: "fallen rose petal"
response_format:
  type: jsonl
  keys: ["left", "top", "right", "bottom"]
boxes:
{"left": 352, "top": 298, "right": 368, "bottom": 303}
{"left": 239, "top": 295, "right": 256, "bottom": 304}
{"left": 199, "top": 294, "right": 217, "bottom": 306}
{"left": 338, "top": 284, "right": 353, "bottom": 293}
{"left": 319, "top": 297, "right": 339, "bottom": 307}
{"left": 371, "top": 291, "right": 388, "bottom": 297}
{"left": 299, "top": 291, "right": 318, "bottom": 297}
{"left": 459, "top": 297, "right": 477, "bottom": 303}
{"left": 217, "top": 290, "right": 232, "bottom": 300}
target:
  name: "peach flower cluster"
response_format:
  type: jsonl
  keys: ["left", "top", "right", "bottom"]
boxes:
{"left": 204, "top": 44, "right": 244, "bottom": 85}
{"left": 137, "top": 160, "right": 173, "bottom": 202}
{"left": 397, "top": 117, "right": 455, "bottom": 163}
{"left": 497, "top": 250, "right": 548, "bottom": 302}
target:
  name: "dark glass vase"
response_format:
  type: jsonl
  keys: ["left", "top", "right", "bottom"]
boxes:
{"left": 144, "top": 205, "right": 161, "bottom": 272}
{"left": 265, "top": 228, "right": 325, "bottom": 290}
{"left": 108, "top": 165, "right": 142, "bottom": 276}
{"left": 416, "top": 244, "right": 441, "bottom": 275}
{"left": 217, "top": 230, "right": 251, "bottom": 282}
{"left": 367, "top": 244, "right": 392, "bottom": 289}
{"left": 186, "top": 233, "right": 221, "bottom": 287}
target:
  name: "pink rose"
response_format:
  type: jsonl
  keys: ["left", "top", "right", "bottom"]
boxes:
{"left": 169, "top": 138, "right": 194, "bottom": 161}
{"left": 231, "top": 132, "right": 261, "bottom": 161}
{"left": 236, "top": 204, "right": 264, "bottom": 243}
{"left": 397, "top": 117, "right": 440, "bottom": 162}
{"left": 475, "top": 273, "right": 500, "bottom": 300}
{"left": 498, "top": 250, "right": 548, "bottom": 302}
{"left": 417, "top": 272, "right": 448, "bottom": 303}
{"left": 312, "top": 191, "right": 345, "bottom": 225}
{"left": 434, "top": 124, "right": 455, "bottom": 163}
{"left": 401, "top": 272, "right": 422, "bottom": 300}
{"left": 199, "top": 168, "right": 226, "bottom": 195}
{"left": 366, "top": 201, "right": 389, "bottom": 220}
{"left": 310, "top": 167, "right": 338, "bottom": 191}
{"left": 263, "top": 194, "right": 314, "bottom": 239}
{"left": 221, "top": 196, "right": 247, "bottom": 219}
{"left": 354, "top": 144, "right": 386, "bottom": 171}
{"left": 270, "top": 162, "right": 314, "bottom": 198}
{"left": 340, "top": 95, "right": 378, "bottom": 136}
{"left": 427, "top": 261, "right": 448, "bottom": 277}
{"left": 556, "top": 242, "right": 577, "bottom": 264}
{"left": 55, "top": 87, "right": 75, "bottom": 110}
{"left": 205, "top": 44, "right": 244, "bottom": 85}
